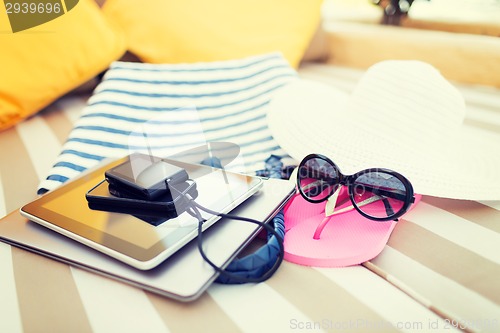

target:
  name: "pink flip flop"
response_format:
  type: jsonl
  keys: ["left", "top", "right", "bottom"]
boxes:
{"left": 283, "top": 191, "right": 421, "bottom": 267}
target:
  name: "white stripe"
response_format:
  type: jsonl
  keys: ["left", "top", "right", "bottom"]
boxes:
{"left": 0, "top": 243, "right": 23, "bottom": 333}
{"left": 55, "top": 96, "right": 87, "bottom": 125}
{"left": 71, "top": 268, "right": 169, "bottom": 333}
{"left": 102, "top": 65, "right": 291, "bottom": 87}
{"left": 107, "top": 55, "right": 286, "bottom": 81}
{"left": 298, "top": 71, "right": 356, "bottom": 92}
{"left": 405, "top": 202, "right": 500, "bottom": 264}
{"left": 81, "top": 95, "right": 277, "bottom": 124}
{"left": 100, "top": 66, "right": 293, "bottom": 94}
{"left": 298, "top": 64, "right": 360, "bottom": 91}
{"left": 208, "top": 283, "right": 319, "bottom": 333}
{"left": 456, "top": 85, "right": 500, "bottom": 112}
{"left": 46, "top": 167, "right": 84, "bottom": 181}
{"left": 82, "top": 98, "right": 282, "bottom": 133}
{"left": 109, "top": 53, "right": 282, "bottom": 72}
{"left": 61, "top": 141, "right": 127, "bottom": 158}
{"left": 16, "top": 117, "right": 62, "bottom": 182}
{"left": 372, "top": 247, "right": 500, "bottom": 332}
{"left": 466, "top": 106, "right": 500, "bottom": 127}
{"left": 37, "top": 179, "right": 64, "bottom": 193}
{"left": 91, "top": 80, "right": 290, "bottom": 110}
{"left": 69, "top": 114, "right": 275, "bottom": 147}
{"left": 51, "top": 154, "right": 107, "bottom": 170}
{"left": 316, "top": 265, "right": 459, "bottom": 333}
{"left": 0, "top": 174, "right": 7, "bottom": 218}
{"left": 300, "top": 63, "right": 364, "bottom": 82}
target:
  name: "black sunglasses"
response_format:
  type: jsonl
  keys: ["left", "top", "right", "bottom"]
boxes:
{"left": 297, "top": 154, "right": 415, "bottom": 221}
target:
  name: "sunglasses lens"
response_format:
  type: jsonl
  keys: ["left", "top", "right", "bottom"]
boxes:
{"left": 297, "top": 157, "right": 339, "bottom": 202}
{"left": 351, "top": 171, "right": 408, "bottom": 220}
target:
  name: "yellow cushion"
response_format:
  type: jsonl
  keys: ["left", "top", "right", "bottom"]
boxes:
{"left": 102, "top": 0, "right": 322, "bottom": 68}
{"left": 0, "top": 0, "right": 125, "bottom": 132}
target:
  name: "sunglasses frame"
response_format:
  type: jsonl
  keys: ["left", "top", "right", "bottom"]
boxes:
{"left": 297, "top": 153, "right": 415, "bottom": 221}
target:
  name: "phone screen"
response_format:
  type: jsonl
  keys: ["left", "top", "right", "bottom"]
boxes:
{"left": 105, "top": 153, "right": 188, "bottom": 199}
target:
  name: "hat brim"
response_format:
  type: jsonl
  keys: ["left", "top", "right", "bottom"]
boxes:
{"left": 268, "top": 79, "right": 500, "bottom": 200}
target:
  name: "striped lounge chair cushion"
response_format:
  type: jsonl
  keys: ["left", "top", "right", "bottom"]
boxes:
{"left": 38, "top": 53, "right": 297, "bottom": 194}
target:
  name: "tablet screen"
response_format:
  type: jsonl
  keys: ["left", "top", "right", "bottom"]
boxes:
{"left": 21, "top": 157, "right": 262, "bottom": 267}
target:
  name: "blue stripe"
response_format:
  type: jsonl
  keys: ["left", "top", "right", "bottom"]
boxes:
{"left": 98, "top": 74, "right": 294, "bottom": 98}
{"left": 80, "top": 100, "right": 269, "bottom": 124}
{"left": 67, "top": 138, "right": 205, "bottom": 151}
{"left": 105, "top": 65, "right": 293, "bottom": 85}
{"left": 239, "top": 145, "right": 283, "bottom": 158}
{"left": 60, "top": 149, "right": 105, "bottom": 161}
{"left": 46, "top": 174, "right": 70, "bottom": 183}
{"left": 75, "top": 112, "right": 267, "bottom": 138}
{"left": 220, "top": 125, "right": 268, "bottom": 138}
{"left": 80, "top": 113, "right": 147, "bottom": 123}
{"left": 67, "top": 124, "right": 273, "bottom": 152}
{"left": 218, "top": 135, "right": 275, "bottom": 148}
{"left": 53, "top": 161, "right": 87, "bottom": 172}
{"left": 67, "top": 138, "right": 131, "bottom": 150}
{"left": 74, "top": 125, "right": 134, "bottom": 136}
{"left": 203, "top": 114, "right": 267, "bottom": 132}
{"left": 88, "top": 83, "right": 287, "bottom": 111}
{"left": 109, "top": 54, "right": 282, "bottom": 73}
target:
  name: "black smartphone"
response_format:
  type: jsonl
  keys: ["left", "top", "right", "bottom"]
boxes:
{"left": 86, "top": 179, "right": 198, "bottom": 225}
{"left": 104, "top": 153, "right": 189, "bottom": 200}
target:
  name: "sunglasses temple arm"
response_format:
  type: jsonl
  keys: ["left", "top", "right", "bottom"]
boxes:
{"left": 315, "top": 194, "right": 389, "bottom": 240}
{"left": 301, "top": 181, "right": 321, "bottom": 194}
{"left": 329, "top": 195, "right": 383, "bottom": 216}
{"left": 382, "top": 197, "right": 395, "bottom": 216}
{"left": 362, "top": 185, "right": 406, "bottom": 201}
{"left": 361, "top": 186, "right": 405, "bottom": 216}
{"left": 314, "top": 194, "right": 399, "bottom": 239}
{"left": 303, "top": 181, "right": 406, "bottom": 202}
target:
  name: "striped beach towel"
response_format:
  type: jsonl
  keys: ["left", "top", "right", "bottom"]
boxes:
{"left": 38, "top": 53, "right": 298, "bottom": 194}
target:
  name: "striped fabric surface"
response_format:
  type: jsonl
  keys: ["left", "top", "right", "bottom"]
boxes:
{"left": 0, "top": 63, "right": 499, "bottom": 333}
{"left": 38, "top": 53, "right": 296, "bottom": 194}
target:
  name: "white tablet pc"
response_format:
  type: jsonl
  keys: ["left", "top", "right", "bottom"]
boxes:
{"left": 2, "top": 177, "right": 295, "bottom": 301}
{"left": 20, "top": 156, "right": 263, "bottom": 270}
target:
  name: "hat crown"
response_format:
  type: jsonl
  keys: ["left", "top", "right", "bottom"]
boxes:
{"left": 348, "top": 61, "right": 466, "bottom": 144}
{"left": 267, "top": 60, "right": 500, "bottom": 200}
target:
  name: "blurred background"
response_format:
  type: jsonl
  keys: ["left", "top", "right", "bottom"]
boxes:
{"left": 313, "top": 0, "right": 500, "bottom": 87}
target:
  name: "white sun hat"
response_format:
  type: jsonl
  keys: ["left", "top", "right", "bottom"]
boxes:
{"left": 267, "top": 60, "right": 500, "bottom": 200}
